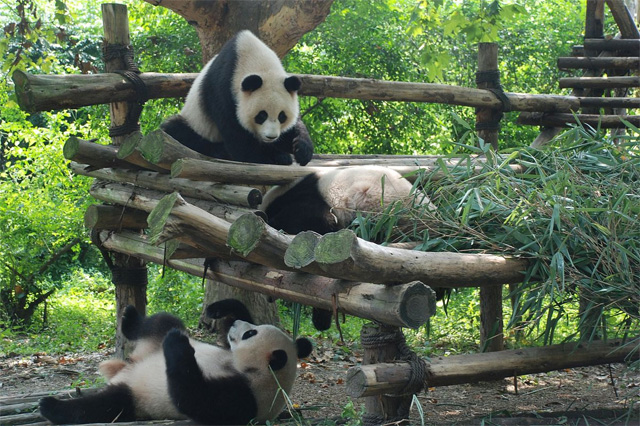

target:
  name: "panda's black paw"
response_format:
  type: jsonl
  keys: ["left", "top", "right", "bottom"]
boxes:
{"left": 163, "top": 329, "right": 194, "bottom": 368}
{"left": 293, "top": 137, "right": 313, "bottom": 166}
{"left": 272, "top": 151, "right": 294, "bottom": 165}
{"left": 121, "top": 305, "right": 142, "bottom": 340}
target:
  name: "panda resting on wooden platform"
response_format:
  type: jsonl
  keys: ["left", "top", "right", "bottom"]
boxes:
{"left": 161, "top": 30, "right": 314, "bottom": 166}
{"left": 260, "top": 165, "right": 435, "bottom": 330}
{"left": 39, "top": 299, "right": 313, "bottom": 425}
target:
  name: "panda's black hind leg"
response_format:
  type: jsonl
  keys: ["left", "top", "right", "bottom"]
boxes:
{"left": 39, "top": 384, "right": 136, "bottom": 424}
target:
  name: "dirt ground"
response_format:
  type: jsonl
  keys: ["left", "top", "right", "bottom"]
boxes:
{"left": 1, "top": 337, "right": 639, "bottom": 425}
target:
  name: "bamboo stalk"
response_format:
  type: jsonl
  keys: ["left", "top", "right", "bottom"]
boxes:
{"left": 71, "top": 162, "right": 262, "bottom": 208}
{"left": 99, "top": 230, "right": 436, "bottom": 328}
{"left": 13, "top": 71, "right": 581, "bottom": 114}
{"left": 346, "top": 338, "right": 639, "bottom": 397}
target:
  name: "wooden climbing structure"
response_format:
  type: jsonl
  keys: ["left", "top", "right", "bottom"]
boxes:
{"left": 6, "top": 1, "right": 639, "bottom": 424}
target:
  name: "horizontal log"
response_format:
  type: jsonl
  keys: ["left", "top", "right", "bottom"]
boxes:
{"left": 88, "top": 181, "right": 258, "bottom": 225}
{"left": 346, "top": 338, "right": 639, "bottom": 397}
{"left": 71, "top": 162, "right": 262, "bottom": 208}
{"left": 518, "top": 112, "right": 640, "bottom": 128}
{"left": 84, "top": 204, "right": 149, "bottom": 229}
{"left": 13, "top": 70, "right": 580, "bottom": 114}
{"left": 307, "top": 229, "right": 528, "bottom": 287}
{"left": 577, "top": 96, "right": 640, "bottom": 109}
{"left": 171, "top": 157, "right": 522, "bottom": 185}
{"left": 557, "top": 56, "right": 640, "bottom": 70}
{"left": 559, "top": 76, "right": 640, "bottom": 89}
{"left": 137, "top": 129, "right": 211, "bottom": 170}
{"left": 583, "top": 38, "right": 640, "bottom": 52}
{"left": 99, "top": 230, "right": 436, "bottom": 328}
{"left": 12, "top": 70, "right": 196, "bottom": 113}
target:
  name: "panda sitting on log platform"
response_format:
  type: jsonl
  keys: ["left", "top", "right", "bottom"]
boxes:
{"left": 162, "top": 30, "right": 314, "bottom": 166}
{"left": 39, "top": 299, "right": 313, "bottom": 425}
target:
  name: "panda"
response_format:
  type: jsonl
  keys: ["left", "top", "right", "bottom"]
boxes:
{"left": 39, "top": 299, "right": 313, "bottom": 425}
{"left": 161, "top": 30, "right": 314, "bottom": 166}
{"left": 260, "top": 165, "right": 434, "bottom": 330}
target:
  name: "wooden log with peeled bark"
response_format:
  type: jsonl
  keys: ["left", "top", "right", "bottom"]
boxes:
{"left": 346, "top": 337, "right": 640, "bottom": 397}
{"left": 98, "top": 230, "right": 436, "bottom": 328}
{"left": 13, "top": 71, "right": 583, "bottom": 114}
{"left": 63, "top": 135, "right": 159, "bottom": 172}
{"left": 89, "top": 182, "right": 259, "bottom": 227}
{"left": 518, "top": 112, "right": 640, "bottom": 128}
{"left": 310, "top": 229, "right": 528, "bottom": 287}
{"left": 558, "top": 76, "right": 640, "bottom": 89}
{"left": 84, "top": 204, "right": 149, "bottom": 230}
{"left": 71, "top": 161, "right": 262, "bottom": 208}
{"left": 137, "top": 129, "right": 212, "bottom": 170}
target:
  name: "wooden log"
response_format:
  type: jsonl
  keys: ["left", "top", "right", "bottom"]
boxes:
{"left": 115, "top": 131, "right": 168, "bottom": 172}
{"left": 89, "top": 181, "right": 258, "bottom": 225}
{"left": 475, "top": 42, "right": 501, "bottom": 150}
{"left": 310, "top": 229, "right": 527, "bottom": 287}
{"left": 583, "top": 37, "right": 640, "bottom": 52}
{"left": 559, "top": 76, "right": 640, "bottom": 89}
{"left": 63, "top": 136, "right": 146, "bottom": 171}
{"left": 102, "top": 2, "right": 147, "bottom": 361}
{"left": 12, "top": 72, "right": 581, "bottom": 114}
{"left": 11, "top": 69, "right": 197, "bottom": 113}
{"left": 605, "top": 0, "right": 640, "bottom": 38}
{"left": 71, "top": 162, "right": 262, "bottom": 208}
{"left": 346, "top": 337, "right": 639, "bottom": 397}
{"left": 578, "top": 96, "right": 640, "bottom": 109}
{"left": 557, "top": 56, "right": 640, "bottom": 70}
{"left": 137, "top": 129, "right": 211, "bottom": 169}
{"left": 518, "top": 112, "right": 640, "bottom": 128}
{"left": 84, "top": 204, "right": 149, "bottom": 229}
{"left": 99, "top": 230, "right": 436, "bottom": 328}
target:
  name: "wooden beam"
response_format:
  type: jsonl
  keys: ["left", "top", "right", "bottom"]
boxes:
{"left": 13, "top": 71, "right": 581, "bottom": 114}
{"left": 557, "top": 56, "right": 640, "bottom": 70}
{"left": 518, "top": 112, "right": 640, "bottom": 128}
{"left": 583, "top": 38, "right": 640, "bottom": 52}
{"left": 559, "top": 76, "right": 640, "bottom": 89}
{"left": 98, "top": 230, "right": 437, "bottom": 328}
{"left": 605, "top": 0, "right": 640, "bottom": 38}
{"left": 346, "top": 338, "right": 640, "bottom": 397}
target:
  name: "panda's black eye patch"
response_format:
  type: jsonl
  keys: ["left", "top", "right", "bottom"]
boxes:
{"left": 278, "top": 112, "right": 287, "bottom": 124}
{"left": 255, "top": 111, "right": 268, "bottom": 125}
{"left": 242, "top": 329, "right": 258, "bottom": 340}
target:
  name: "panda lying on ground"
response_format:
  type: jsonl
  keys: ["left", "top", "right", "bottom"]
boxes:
{"left": 162, "top": 30, "right": 314, "bottom": 166}
{"left": 260, "top": 165, "right": 435, "bottom": 330}
{"left": 39, "top": 299, "right": 313, "bottom": 425}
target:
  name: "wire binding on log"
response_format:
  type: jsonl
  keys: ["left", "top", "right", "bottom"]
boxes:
{"left": 102, "top": 43, "right": 149, "bottom": 137}
{"left": 475, "top": 69, "right": 512, "bottom": 132}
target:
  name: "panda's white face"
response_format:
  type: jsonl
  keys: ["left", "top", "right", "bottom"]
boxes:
{"left": 237, "top": 73, "right": 300, "bottom": 143}
{"left": 227, "top": 320, "right": 301, "bottom": 421}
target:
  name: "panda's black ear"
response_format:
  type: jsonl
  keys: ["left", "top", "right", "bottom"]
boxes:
{"left": 242, "top": 74, "right": 263, "bottom": 92}
{"left": 295, "top": 338, "right": 313, "bottom": 359}
{"left": 269, "top": 349, "right": 289, "bottom": 371}
{"left": 284, "top": 76, "right": 301, "bottom": 92}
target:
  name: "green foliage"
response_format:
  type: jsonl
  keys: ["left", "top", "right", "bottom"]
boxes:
{"left": 354, "top": 124, "right": 640, "bottom": 345}
{"left": 147, "top": 265, "right": 204, "bottom": 328}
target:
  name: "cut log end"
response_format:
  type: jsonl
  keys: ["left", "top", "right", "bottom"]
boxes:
{"left": 284, "top": 231, "right": 321, "bottom": 268}
{"left": 147, "top": 192, "right": 180, "bottom": 243}
{"left": 401, "top": 283, "right": 437, "bottom": 328}
{"left": 227, "top": 213, "right": 267, "bottom": 257}
{"left": 314, "top": 229, "right": 357, "bottom": 264}
{"left": 63, "top": 136, "right": 80, "bottom": 160}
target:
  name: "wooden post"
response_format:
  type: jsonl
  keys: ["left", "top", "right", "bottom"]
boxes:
{"left": 360, "top": 324, "right": 413, "bottom": 424}
{"left": 475, "top": 43, "right": 504, "bottom": 353}
{"left": 102, "top": 3, "right": 147, "bottom": 359}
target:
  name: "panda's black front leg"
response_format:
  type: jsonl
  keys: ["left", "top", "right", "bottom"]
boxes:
{"left": 163, "top": 329, "right": 258, "bottom": 425}
{"left": 39, "top": 384, "right": 136, "bottom": 424}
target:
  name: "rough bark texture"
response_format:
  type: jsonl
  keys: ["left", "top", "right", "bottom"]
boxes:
{"left": 141, "top": 0, "right": 334, "bottom": 59}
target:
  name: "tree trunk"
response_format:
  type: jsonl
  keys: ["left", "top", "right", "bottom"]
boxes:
{"left": 143, "top": 0, "right": 333, "bottom": 329}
